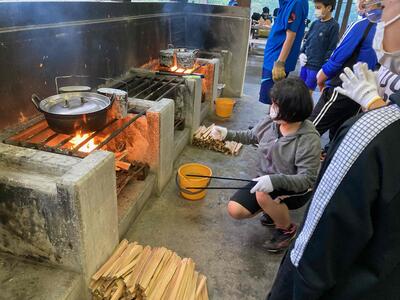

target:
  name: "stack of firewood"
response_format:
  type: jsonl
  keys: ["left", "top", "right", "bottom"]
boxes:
{"left": 115, "top": 150, "right": 131, "bottom": 171}
{"left": 90, "top": 240, "right": 209, "bottom": 300}
{"left": 192, "top": 124, "right": 242, "bottom": 156}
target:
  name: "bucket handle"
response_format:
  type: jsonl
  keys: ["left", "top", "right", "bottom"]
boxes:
{"left": 175, "top": 172, "right": 211, "bottom": 195}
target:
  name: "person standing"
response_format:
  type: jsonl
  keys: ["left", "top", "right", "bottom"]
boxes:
{"left": 259, "top": 0, "right": 309, "bottom": 104}
{"left": 299, "top": 0, "right": 339, "bottom": 93}
{"left": 267, "top": 0, "right": 400, "bottom": 298}
{"left": 309, "top": 2, "right": 377, "bottom": 148}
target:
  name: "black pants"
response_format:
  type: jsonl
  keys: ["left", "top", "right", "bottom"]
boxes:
{"left": 310, "top": 87, "right": 361, "bottom": 142}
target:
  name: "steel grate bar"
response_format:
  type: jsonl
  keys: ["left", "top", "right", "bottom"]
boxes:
{"left": 143, "top": 78, "right": 177, "bottom": 100}
{"left": 155, "top": 82, "right": 183, "bottom": 101}
{"left": 38, "top": 132, "right": 59, "bottom": 146}
{"left": 128, "top": 77, "right": 154, "bottom": 95}
{"left": 132, "top": 79, "right": 163, "bottom": 98}
{"left": 93, "top": 111, "right": 147, "bottom": 151}
{"left": 54, "top": 136, "right": 75, "bottom": 148}
{"left": 24, "top": 125, "right": 51, "bottom": 142}
{"left": 70, "top": 119, "right": 118, "bottom": 154}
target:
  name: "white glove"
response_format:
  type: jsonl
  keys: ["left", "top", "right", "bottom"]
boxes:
{"left": 210, "top": 126, "right": 228, "bottom": 141}
{"left": 335, "top": 62, "right": 382, "bottom": 110}
{"left": 299, "top": 53, "right": 308, "bottom": 67}
{"left": 250, "top": 175, "right": 274, "bottom": 194}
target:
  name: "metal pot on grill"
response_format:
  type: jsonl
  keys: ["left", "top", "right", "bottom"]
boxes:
{"left": 31, "top": 92, "right": 114, "bottom": 134}
{"left": 97, "top": 87, "right": 128, "bottom": 119}
{"left": 176, "top": 48, "right": 199, "bottom": 69}
{"left": 159, "top": 47, "right": 175, "bottom": 67}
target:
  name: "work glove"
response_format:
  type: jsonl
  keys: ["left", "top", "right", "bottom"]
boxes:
{"left": 250, "top": 175, "right": 274, "bottom": 194}
{"left": 299, "top": 53, "right": 307, "bottom": 67}
{"left": 336, "top": 62, "right": 382, "bottom": 110}
{"left": 272, "top": 61, "right": 286, "bottom": 82}
{"left": 210, "top": 125, "right": 228, "bottom": 141}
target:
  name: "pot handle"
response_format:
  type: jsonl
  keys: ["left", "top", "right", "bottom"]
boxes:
{"left": 167, "top": 43, "right": 174, "bottom": 49}
{"left": 31, "top": 94, "right": 42, "bottom": 111}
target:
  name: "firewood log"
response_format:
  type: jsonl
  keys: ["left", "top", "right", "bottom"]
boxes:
{"left": 92, "top": 239, "right": 129, "bottom": 281}
{"left": 115, "top": 161, "right": 131, "bottom": 171}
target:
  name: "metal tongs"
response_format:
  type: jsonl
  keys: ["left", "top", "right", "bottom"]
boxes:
{"left": 185, "top": 174, "right": 253, "bottom": 190}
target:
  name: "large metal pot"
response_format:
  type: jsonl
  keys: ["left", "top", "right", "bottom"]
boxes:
{"left": 159, "top": 46, "right": 175, "bottom": 68}
{"left": 31, "top": 92, "right": 113, "bottom": 134}
{"left": 97, "top": 87, "right": 128, "bottom": 119}
{"left": 176, "top": 48, "right": 199, "bottom": 69}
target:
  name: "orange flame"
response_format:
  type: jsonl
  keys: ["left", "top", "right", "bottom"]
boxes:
{"left": 69, "top": 132, "right": 98, "bottom": 153}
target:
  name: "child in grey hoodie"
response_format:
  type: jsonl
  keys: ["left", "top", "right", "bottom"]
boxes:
{"left": 211, "top": 78, "right": 320, "bottom": 253}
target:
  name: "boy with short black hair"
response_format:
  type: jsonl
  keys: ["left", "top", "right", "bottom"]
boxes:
{"left": 299, "top": 0, "right": 339, "bottom": 92}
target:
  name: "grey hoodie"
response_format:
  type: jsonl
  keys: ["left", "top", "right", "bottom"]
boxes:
{"left": 226, "top": 116, "right": 321, "bottom": 193}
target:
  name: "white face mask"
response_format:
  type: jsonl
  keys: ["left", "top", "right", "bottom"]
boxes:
{"left": 314, "top": 9, "right": 323, "bottom": 19}
{"left": 269, "top": 104, "right": 279, "bottom": 119}
{"left": 373, "top": 14, "right": 400, "bottom": 74}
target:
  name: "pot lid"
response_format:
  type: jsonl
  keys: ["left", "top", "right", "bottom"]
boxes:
{"left": 40, "top": 92, "right": 111, "bottom": 115}
{"left": 97, "top": 87, "right": 127, "bottom": 97}
{"left": 59, "top": 85, "right": 91, "bottom": 93}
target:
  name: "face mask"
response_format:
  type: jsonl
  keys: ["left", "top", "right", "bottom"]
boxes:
{"left": 366, "top": 8, "right": 383, "bottom": 22}
{"left": 373, "top": 14, "right": 400, "bottom": 74}
{"left": 269, "top": 105, "right": 279, "bottom": 119}
{"left": 314, "top": 9, "right": 323, "bottom": 19}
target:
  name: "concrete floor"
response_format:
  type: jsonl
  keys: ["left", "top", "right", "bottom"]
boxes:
{"left": 125, "top": 53, "right": 308, "bottom": 300}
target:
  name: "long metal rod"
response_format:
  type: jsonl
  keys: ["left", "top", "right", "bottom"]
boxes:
{"left": 128, "top": 77, "right": 153, "bottom": 94}
{"left": 93, "top": 110, "right": 147, "bottom": 151}
{"left": 54, "top": 135, "right": 75, "bottom": 148}
{"left": 155, "top": 82, "right": 182, "bottom": 101}
{"left": 25, "top": 125, "right": 50, "bottom": 142}
{"left": 185, "top": 186, "right": 251, "bottom": 190}
{"left": 132, "top": 79, "right": 162, "bottom": 98}
{"left": 186, "top": 174, "right": 253, "bottom": 182}
{"left": 339, "top": 0, "right": 353, "bottom": 37}
{"left": 143, "top": 78, "right": 176, "bottom": 100}
{"left": 71, "top": 119, "right": 118, "bottom": 153}
{"left": 38, "top": 132, "right": 59, "bottom": 145}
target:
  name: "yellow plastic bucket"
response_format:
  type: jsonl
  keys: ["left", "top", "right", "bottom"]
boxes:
{"left": 176, "top": 163, "right": 212, "bottom": 200}
{"left": 215, "top": 98, "right": 235, "bottom": 118}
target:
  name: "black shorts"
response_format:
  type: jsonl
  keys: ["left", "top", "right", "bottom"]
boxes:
{"left": 231, "top": 182, "right": 312, "bottom": 214}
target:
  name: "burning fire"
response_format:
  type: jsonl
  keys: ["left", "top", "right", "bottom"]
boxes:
{"left": 169, "top": 65, "right": 196, "bottom": 74}
{"left": 69, "top": 132, "right": 99, "bottom": 153}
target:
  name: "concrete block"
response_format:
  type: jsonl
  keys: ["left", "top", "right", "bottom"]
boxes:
{"left": 57, "top": 150, "right": 119, "bottom": 289}
{"left": 148, "top": 99, "right": 175, "bottom": 194}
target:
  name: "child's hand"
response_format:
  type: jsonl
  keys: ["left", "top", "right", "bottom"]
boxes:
{"left": 210, "top": 126, "right": 227, "bottom": 141}
{"left": 250, "top": 175, "right": 274, "bottom": 194}
{"left": 299, "top": 53, "right": 307, "bottom": 67}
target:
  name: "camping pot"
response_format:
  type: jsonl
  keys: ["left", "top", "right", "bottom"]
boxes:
{"left": 31, "top": 92, "right": 114, "bottom": 134}
{"left": 159, "top": 45, "right": 175, "bottom": 67}
{"left": 176, "top": 48, "right": 199, "bottom": 69}
{"left": 97, "top": 87, "right": 128, "bottom": 119}
{"left": 59, "top": 86, "right": 91, "bottom": 93}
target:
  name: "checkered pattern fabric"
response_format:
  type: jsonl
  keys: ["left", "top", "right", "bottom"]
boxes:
{"left": 291, "top": 105, "right": 400, "bottom": 267}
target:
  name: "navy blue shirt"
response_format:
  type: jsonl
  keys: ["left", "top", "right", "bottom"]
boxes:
{"left": 262, "top": 0, "right": 308, "bottom": 74}
{"left": 301, "top": 18, "right": 339, "bottom": 71}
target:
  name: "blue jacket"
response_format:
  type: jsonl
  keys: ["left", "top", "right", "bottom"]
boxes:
{"left": 262, "top": 0, "right": 308, "bottom": 74}
{"left": 322, "top": 18, "right": 377, "bottom": 81}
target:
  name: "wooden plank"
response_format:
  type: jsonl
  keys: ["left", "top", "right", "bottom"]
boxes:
{"left": 116, "top": 160, "right": 131, "bottom": 171}
{"left": 92, "top": 239, "right": 129, "bottom": 281}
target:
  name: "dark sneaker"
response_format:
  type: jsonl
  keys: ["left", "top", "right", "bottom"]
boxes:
{"left": 260, "top": 213, "right": 275, "bottom": 227}
{"left": 263, "top": 224, "right": 298, "bottom": 253}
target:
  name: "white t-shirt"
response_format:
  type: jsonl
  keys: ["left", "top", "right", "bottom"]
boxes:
{"left": 377, "top": 66, "right": 400, "bottom": 101}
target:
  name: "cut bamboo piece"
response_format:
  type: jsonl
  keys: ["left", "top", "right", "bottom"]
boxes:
{"left": 160, "top": 258, "right": 184, "bottom": 300}
{"left": 180, "top": 259, "right": 196, "bottom": 300}
{"left": 115, "top": 160, "right": 131, "bottom": 171}
{"left": 110, "top": 279, "right": 125, "bottom": 300}
{"left": 144, "top": 249, "right": 173, "bottom": 297}
{"left": 138, "top": 247, "right": 167, "bottom": 291}
{"left": 195, "top": 274, "right": 207, "bottom": 299}
{"left": 147, "top": 253, "right": 181, "bottom": 300}
{"left": 92, "top": 239, "right": 129, "bottom": 281}
{"left": 126, "top": 246, "right": 152, "bottom": 292}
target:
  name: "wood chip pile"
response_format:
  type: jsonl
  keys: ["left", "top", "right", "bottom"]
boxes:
{"left": 192, "top": 124, "right": 242, "bottom": 156}
{"left": 90, "top": 240, "right": 209, "bottom": 300}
